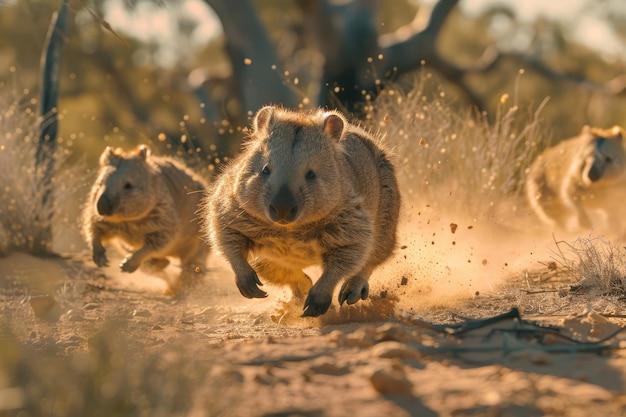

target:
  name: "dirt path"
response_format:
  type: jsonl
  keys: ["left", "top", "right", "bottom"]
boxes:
{"left": 2, "top": 247, "right": 626, "bottom": 416}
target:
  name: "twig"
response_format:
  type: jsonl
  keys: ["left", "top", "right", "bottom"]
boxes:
{"left": 521, "top": 289, "right": 560, "bottom": 295}
{"left": 399, "top": 307, "right": 523, "bottom": 335}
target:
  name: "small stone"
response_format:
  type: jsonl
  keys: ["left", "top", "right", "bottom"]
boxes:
{"left": 309, "top": 361, "right": 349, "bottom": 375}
{"left": 345, "top": 326, "right": 377, "bottom": 347}
{"left": 327, "top": 330, "right": 346, "bottom": 345}
{"left": 152, "top": 325, "right": 163, "bottom": 331}
{"left": 370, "top": 341, "right": 422, "bottom": 361}
{"left": 64, "top": 309, "right": 84, "bottom": 322}
{"left": 131, "top": 309, "right": 152, "bottom": 318}
{"left": 29, "top": 294, "right": 60, "bottom": 320}
{"left": 369, "top": 366, "right": 413, "bottom": 396}
{"left": 82, "top": 303, "right": 100, "bottom": 310}
{"left": 375, "top": 323, "right": 409, "bottom": 342}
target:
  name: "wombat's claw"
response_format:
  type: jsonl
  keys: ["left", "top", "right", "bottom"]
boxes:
{"left": 338, "top": 280, "right": 369, "bottom": 306}
{"left": 301, "top": 293, "right": 331, "bottom": 317}
{"left": 93, "top": 252, "right": 109, "bottom": 268}
{"left": 235, "top": 271, "right": 267, "bottom": 299}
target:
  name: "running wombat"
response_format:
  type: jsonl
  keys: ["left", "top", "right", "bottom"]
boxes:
{"left": 526, "top": 125, "right": 626, "bottom": 233}
{"left": 83, "top": 145, "right": 209, "bottom": 274}
{"left": 204, "top": 106, "right": 401, "bottom": 317}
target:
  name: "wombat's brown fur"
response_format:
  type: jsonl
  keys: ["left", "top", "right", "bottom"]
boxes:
{"left": 526, "top": 125, "right": 626, "bottom": 233}
{"left": 82, "top": 145, "right": 209, "bottom": 276}
{"left": 203, "top": 106, "right": 401, "bottom": 317}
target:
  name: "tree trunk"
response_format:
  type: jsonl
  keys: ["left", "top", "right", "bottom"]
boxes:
{"left": 33, "top": 0, "right": 68, "bottom": 255}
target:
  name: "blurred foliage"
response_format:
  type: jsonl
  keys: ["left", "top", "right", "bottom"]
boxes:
{"left": 1, "top": 0, "right": 625, "bottom": 166}
{"left": 0, "top": 322, "right": 234, "bottom": 417}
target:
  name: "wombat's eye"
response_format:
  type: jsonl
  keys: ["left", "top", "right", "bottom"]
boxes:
{"left": 261, "top": 165, "right": 271, "bottom": 176}
{"left": 123, "top": 182, "right": 133, "bottom": 190}
{"left": 305, "top": 170, "right": 315, "bottom": 179}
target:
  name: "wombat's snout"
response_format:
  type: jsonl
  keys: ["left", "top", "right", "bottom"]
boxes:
{"left": 269, "top": 185, "right": 299, "bottom": 224}
{"left": 96, "top": 194, "right": 115, "bottom": 216}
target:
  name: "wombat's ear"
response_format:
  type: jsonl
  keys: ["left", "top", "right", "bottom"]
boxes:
{"left": 323, "top": 113, "right": 345, "bottom": 142}
{"left": 99, "top": 146, "right": 116, "bottom": 166}
{"left": 611, "top": 125, "right": 624, "bottom": 139}
{"left": 253, "top": 106, "right": 275, "bottom": 133}
{"left": 137, "top": 145, "right": 150, "bottom": 160}
{"left": 589, "top": 126, "right": 624, "bottom": 140}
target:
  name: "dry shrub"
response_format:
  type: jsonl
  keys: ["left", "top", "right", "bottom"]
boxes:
{"left": 367, "top": 70, "right": 551, "bottom": 219}
{"left": 553, "top": 235, "right": 626, "bottom": 296}
{"left": 0, "top": 323, "right": 233, "bottom": 417}
{"left": 0, "top": 93, "right": 82, "bottom": 255}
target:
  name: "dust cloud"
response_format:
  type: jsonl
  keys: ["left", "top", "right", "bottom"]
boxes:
{"left": 369, "top": 195, "right": 553, "bottom": 312}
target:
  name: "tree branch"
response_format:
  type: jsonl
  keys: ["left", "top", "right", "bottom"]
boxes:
{"left": 204, "top": 0, "right": 298, "bottom": 115}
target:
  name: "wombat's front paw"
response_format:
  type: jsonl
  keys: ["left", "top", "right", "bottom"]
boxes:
{"left": 119, "top": 254, "right": 141, "bottom": 273}
{"left": 302, "top": 288, "right": 332, "bottom": 317}
{"left": 92, "top": 250, "right": 109, "bottom": 268}
{"left": 338, "top": 277, "right": 369, "bottom": 305}
{"left": 235, "top": 270, "right": 267, "bottom": 299}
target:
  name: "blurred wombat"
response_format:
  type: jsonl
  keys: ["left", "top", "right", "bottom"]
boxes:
{"left": 204, "top": 106, "right": 401, "bottom": 317}
{"left": 82, "top": 145, "right": 209, "bottom": 277}
{"left": 526, "top": 125, "right": 626, "bottom": 234}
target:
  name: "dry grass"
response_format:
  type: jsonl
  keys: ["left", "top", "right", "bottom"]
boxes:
{"left": 552, "top": 235, "right": 626, "bottom": 297}
{"left": 0, "top": 93, "right": 82, "bottom": 256}
{"left": 367, "top": 70, "right": 551, "bottom": 219}
{"left": 0, "top": 322, "right": 232, "bottom": 417}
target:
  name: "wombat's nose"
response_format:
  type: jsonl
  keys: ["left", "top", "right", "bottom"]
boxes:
{"left": 269, "top": 185, "right": 299, "bottom": 223}
{"left": 96, "top": 195, "right": 115, "bottom": 216}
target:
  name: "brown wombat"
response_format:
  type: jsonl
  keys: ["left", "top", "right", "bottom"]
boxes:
{"left": 82, "top": 145, "right": 209, "bottom": 275}
{"left": 526, "top": 125, "right": 626, "bottom": 233}
{"left": 203, "top": 106, "right": 401, "bottom": 317}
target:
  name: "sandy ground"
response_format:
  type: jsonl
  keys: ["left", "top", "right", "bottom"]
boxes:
{"left": 2, "top": 214, "right": 626, "bottom": 416}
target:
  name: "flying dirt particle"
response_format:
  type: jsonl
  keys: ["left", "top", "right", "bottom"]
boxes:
{"left": 401, "top": 276, "right": 408, "bottom": 286}
{"left": 547, "top": 261, "right": 557, "bottom": 271}
{"left": 452, "top": 241, "right": 456, "bottom": 245}
{"left": 450, "top": 223, "right": 458, "bottom": 233}
{"left": 482, "top": 259, "right": 488, "bottom": 265}
{"left": 467, "top": 225, "right": 474, "bottom": 230}
{"left": 419, "top": 138, "right": 426, "bottom": 146}
{"left": 467, "top": 259, "right": 471, "bottom": 263}
{"left": 431, "top": 241, "right": 435, "bottom": 245}
{"left": 400, "top": 245, "right": 407, "bottom": 249}
{"left": 475, "top": 291, "right": 480, "bottom": 296}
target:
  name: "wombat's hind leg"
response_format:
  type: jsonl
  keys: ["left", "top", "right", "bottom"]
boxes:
{"left": 338, "top": 274, "right": 370, "bottom": 306}
{"left": 252, "top": 259, "right": 312, "bottom": 301}
{"left": 296, "top": 273, "right": 313, "bottom": 300}
{"left": 141, "top": 257, "right": 170, "bottom": 273}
